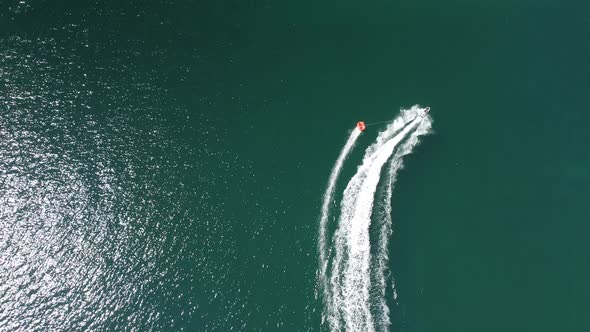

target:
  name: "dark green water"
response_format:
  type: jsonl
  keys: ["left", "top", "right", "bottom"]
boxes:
{"left": 1, "top": 1, "right": 589, "bottom": 331}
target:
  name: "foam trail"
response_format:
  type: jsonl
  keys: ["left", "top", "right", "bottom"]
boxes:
{"left": 373, "top": 115, "right": 432, "bottom": 331}
{"left": 340, "top": 116, "right": 422, "bottom": 332}
{"left": 370, "top": 155, "right": 396, "bottom": 332}
{"left": 327, "top": 107, "right": 421, "bottom": 331}
{"left": 318, "top": 127, "right": 361, "bottom": 309}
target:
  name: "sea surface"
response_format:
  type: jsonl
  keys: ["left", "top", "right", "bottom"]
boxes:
{"left": 1, "top": 1, "right": 589, "bottom": 331}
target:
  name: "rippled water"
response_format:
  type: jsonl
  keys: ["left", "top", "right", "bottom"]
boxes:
{"left": 0, "top": 10, "right": 257, "bottom": 330}
{"left": 3, "top": 1, "right": 590, "bottom": 331}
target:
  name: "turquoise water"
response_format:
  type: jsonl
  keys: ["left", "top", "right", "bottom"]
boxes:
{"left": 1, "top": 1, "right": 589, "bottom": 331}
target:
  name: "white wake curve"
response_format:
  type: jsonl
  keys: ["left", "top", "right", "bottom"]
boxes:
{"left": 372, "top": 116, "right": 432, "bottom": 330}
{"left": 326, "top": 105, "right": 432, "bottom": 332}
{"left": 340, "top": 116, "right": 422, "bottom": 332}
{"left": 327, "top": 107, "right": 422, "bottom": 331}
{"left": 318, "top": 127, "right": 361, "bottom": 314}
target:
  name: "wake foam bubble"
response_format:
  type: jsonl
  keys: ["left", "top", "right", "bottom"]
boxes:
{"left": 321, "top": 106, "right": 432, "bottom": 332}
{"left": 318, "top": 127, "right": 361, "bottom": 314}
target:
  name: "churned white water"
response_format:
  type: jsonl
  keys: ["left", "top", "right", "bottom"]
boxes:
{"left": 320, "top": 106, "right": 432, "bottom": 332}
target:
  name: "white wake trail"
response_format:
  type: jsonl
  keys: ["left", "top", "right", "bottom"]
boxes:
{"left": 327, "top": 107, "right": 422, "bottom": 331}
{"left": 341, "top": 116, "right": 422, "bottom": 332}
{"left": 373, "top": 115, "right": 432, "bottom": 331}
{"left": 318, "top": 127, "right": 361, "bottom": 308}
